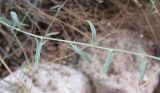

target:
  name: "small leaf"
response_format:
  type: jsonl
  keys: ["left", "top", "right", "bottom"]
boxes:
{"left": 10, "top": 11, "right": 27, "bottom": 28}
{"left": 34, "top": 38, "right": 44, "bottom": 65}
{"left": 0, "top": 16, "right": 15, "bottom": 26}
{"left": 100, "top": 50, "right": 114, "bottom": 79}
{"left": 70, "top": 44, "right": 91, "bottom": 63}
{"left": 140, "top": 56, "right": 148, "bottom": 84}
{"left": 10, "top": 11, "right": 21, "bottom": 26}
{"left": 139, "top": 46, "right": 148, "bottom": 84}
{"left": 86, "top": 20, "right": 97, "bottom": 43}
{"left": 96, "top": 0, "right": 103, "bottom": 3}
{"left": 46, "top": 32, "right": 59, "bottom": 37}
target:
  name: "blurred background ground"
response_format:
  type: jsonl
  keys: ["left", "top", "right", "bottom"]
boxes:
{"left": 0, "top": 0, "right": 160, "bottom": 92}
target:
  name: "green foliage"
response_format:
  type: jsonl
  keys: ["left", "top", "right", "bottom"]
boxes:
{"left": 46, "top": 32, "right": 59, "bottom": 36}
{"left": 34, "top": 38, "right": 47, "bottom": 65}
{"left": 140, "top": 56, "right": 148, "bottom": 84}
{"left": 10, "top": 11, "right": 27, "bottom": 28}
{"left": 0, "top": 16, "right": 14, "bottom": 26}
{"left": 10, "top": 12, "right": 21, "bottom": 26}
{"left": 151, "top": 0, "right": 159, "bottom": 14}
{"left": 0, "top": 10, "right": 160, "bottom": 86}
{"left": 96, "top": 0, "right": 103, "bottom": 3}
{"left": 151, "top": 0, "right": 157, "bottom": 5}
{"left": 70, "top": 44, "right": 91, "bottom": 63}
{"left": 87, "top": 20, "right": 97, "bottom": 43}
{"left": 139, "top": 47, "right": 148, "bottom": 84}
{"left": 100, "top": 50, "right": 115, "bottom": 79}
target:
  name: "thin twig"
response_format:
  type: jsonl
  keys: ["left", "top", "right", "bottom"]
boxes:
{"left": 0, "top": 55, "right": 26, "bottom": 88}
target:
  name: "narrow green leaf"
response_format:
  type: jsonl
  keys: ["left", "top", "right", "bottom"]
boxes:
{"left": 96, "top": 0, "right": 103, "bottom": 3}
{"left": 139, "top": 46, "right": 148, "bottom": 84}
{"left": 34, "top": 37, "right": 47, "bottom": 65}
{"left": 34, "top": 38, "right": 43, "bottom": 65}
{"left": 86, "top": 20, "right": 97, "bottom": 43}
{"left": 70, "top": 44, "right": 91, "bottom": 63}
{"left": 10, "top": 11, "right": 28, "bottom": 28}
{"left": 140, "top": 56, "right": 148, "bottom": 84}
{"left": 10, "top": 11, "right": 20, "bottom": 26}
{"left": 0, "top": 16, "right": 15, "bottom": 26}
{"left": 46, "top": 32, "right": 59, "bottom": 37}
{"left": 100, "top": 50, "right": 114, "bottom": 79}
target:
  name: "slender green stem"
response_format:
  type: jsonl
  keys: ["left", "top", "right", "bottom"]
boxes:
{"left": 1, "top": 21, "right": 160, "bottom": 61}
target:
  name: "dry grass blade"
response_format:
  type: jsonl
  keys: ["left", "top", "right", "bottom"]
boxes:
{"left": 10, "top": 11, "right": 30, "bottom": 65}
{"left": 0, "top": 55, "right": 26, "bottom": 88}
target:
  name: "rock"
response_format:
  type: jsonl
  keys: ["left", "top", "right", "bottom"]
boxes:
{"left": 79, "top": 30, "right": 159, "bottom": 93}
{"left": 0, "top": 62, "right": 91, "bottom": 93}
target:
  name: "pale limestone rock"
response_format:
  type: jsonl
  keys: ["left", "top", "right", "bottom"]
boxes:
{"left": 0, "top": 62, "right": 91, "bottom": 93}
{"left": 79, "top": 30, "right": 159, "bottom": 93}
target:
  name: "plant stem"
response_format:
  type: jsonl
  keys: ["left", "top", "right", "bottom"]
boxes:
{"left": 1, "top": 21, "right": 160, "bottom": 61}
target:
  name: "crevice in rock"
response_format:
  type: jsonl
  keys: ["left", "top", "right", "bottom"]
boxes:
{"left": 153, "top": 75, "right": 160, "bottom": 93}
{"left": 88, "top": 77, "right": 97, "bottom": 93}
{"left": 81, "top": 72, "right": 97, "bottom": 93}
